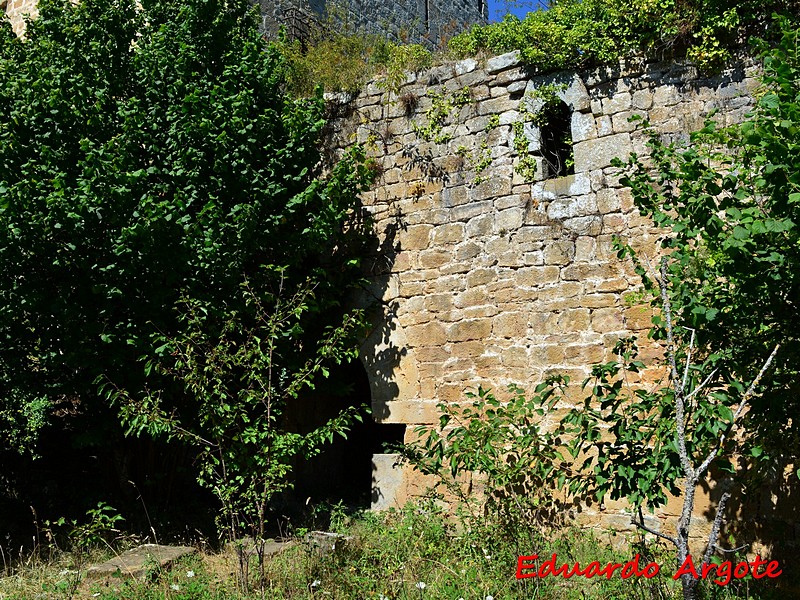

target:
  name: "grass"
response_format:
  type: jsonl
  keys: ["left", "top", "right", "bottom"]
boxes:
{"left": 0, "top": 501, "right": 785, "bottom": 600}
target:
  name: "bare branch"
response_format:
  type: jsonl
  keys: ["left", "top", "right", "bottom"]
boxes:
{"left": 714, "top": 544, "right": 749, "bottom": 554}
{"left": 697, "top": 344, "right": 780, "bottom": 478}
{"left": 685, "top": 368, "right": 719, "bottom": 402}
{"left": 680, "top": 328, "right": 696, "bottom": 396}
{"left": 658, "top": 258, "right": 681, "bottom": 390}
{"left": 632, "top": 505, "right": 678, "bottom": 546}
{"left": 702, "top": 491, "right": 731, "bottom": 566}
{"left": 657, "top": 258, "right": 693, "bottom": 479}
{"left": 733, "top": 343, "right": 781, "bottom": 421}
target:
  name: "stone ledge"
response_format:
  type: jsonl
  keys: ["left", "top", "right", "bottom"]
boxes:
{"left": 85, "top": 544, "right": 196, "bottom": 581}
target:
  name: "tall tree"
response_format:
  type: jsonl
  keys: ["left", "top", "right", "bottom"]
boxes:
{"left": 0, "top": 0, "right": 375, "bottom": 517}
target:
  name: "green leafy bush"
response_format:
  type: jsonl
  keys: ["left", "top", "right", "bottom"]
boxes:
{"left": 0, "top": 0, "right": 377, "bottom": 538}
{"left": 405, "top": 381, "right": 568, "bottom": 531}
{"left": 449, "top": 0, "right": 798, "bottom": 72}
{"left": 279, "top": 30, "right": 431, "bottom": 96}
{"left": 615, "top": 15, "right": 800, "bottom": 468}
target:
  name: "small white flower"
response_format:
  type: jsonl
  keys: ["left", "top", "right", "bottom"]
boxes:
{"left": 170, "top": 583, "right": 180, "bottom": 591}
{"left": 92, "top": 594, "right": 101, "bottom": 598}
{"left": 311, "top": 579, "right": 321, "bottom": 587}
{"left": 186, "top": 570, "right": 195, "bottom": 578}
{"left": 379, "top": 595, "right": 390, "bottom": 600}
{"left": 415, "top": 581, "right": 426, "bottom": 590}
{"left": 485, "top": 595, "right": 494, "bottom": 600}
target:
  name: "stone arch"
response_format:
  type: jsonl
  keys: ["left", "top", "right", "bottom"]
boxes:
{"left": 289, "top": 358, "right": 407, "bottom": 509}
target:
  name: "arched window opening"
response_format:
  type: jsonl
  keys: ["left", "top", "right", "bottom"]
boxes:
{"left": 539, "top": 100, "right": 574, "bottom": 178}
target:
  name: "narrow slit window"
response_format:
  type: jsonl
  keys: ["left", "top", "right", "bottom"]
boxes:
{"left": 540, "top": 100, "right": 574, "bottom": 178}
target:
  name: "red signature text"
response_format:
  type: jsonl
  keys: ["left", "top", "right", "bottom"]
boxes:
{"left": 516, "top": 553, "right": 659, "bottom": 580}
{"left": 673, "top": 555, "right": 781, "bottom": 586}
{"left": 516, "top": 553, "right": 782, "bottom": 586}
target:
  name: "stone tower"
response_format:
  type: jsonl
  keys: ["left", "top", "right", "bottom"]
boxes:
{"left": 2, "top": 0, "right": 487, "bottom": 44}
{"left": 2, "top": 0, "right": 38, "bottom": 35}
{"left": 258, "top": 0, "right": 487, "bottom": 47}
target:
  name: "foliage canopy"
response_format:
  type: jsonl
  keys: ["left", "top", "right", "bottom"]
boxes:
{"left": 450, "top": 0, "right": 799, "bottom": 71}
{"left": 0, "top": 0, "right": 376, "bottom": 504}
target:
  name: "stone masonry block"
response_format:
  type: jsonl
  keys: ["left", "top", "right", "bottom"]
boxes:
{"left": 563, "top": 215, "right": 602, "bottom": 236}
{"left": 406, "top": 322, "right": 446, "bottom": 347}
{"left": 558, "top": 308, "right": 591, "bottom": 332}
{"left": 418, "top": 249, "right": 451, "bottom": 269}
{"left": 571, "top": 111, "right": 597, "bottom": 142}
{"left": 591, "top": 307, "right": 625, "bottom": 332}
{"left": 432, "top": 223, "right": 465, "bottom": 244}
{"left": 573, "top": 133, "right": 633, "bottom": 172}
{"left": 486, "top": 51, "right": 523, "bottom": 74}
{"left": 493, "top": 312, "right": 529, "bottom": 338}
{"left": 466, "top": 268, "right": 497, "bottom": 287}
{"left": 455, "top": 241, "right": 482, "bottom": 261}
{"left": 454, "top": 287, "right": 489, "bottom": 308}
{"left": 401, "top": 224, "right": 432, "bottom": 250}
{"left": 601, "top": 92, "right": 632, "bottom": 114}
{"left": 517, "top": 266, "right": 560, "bottom": 287}
{"left": 543, "top": 240, "right": 575, "bottom": 265}
{"left": 452, "top": 200, "right": 493, "bottom": 222}
{"left": 623, "top": 306, "right": 653, "bottom": 330}
{"left": 547, "top": 194, "right": 597, "bottom": 220}
{"left": 447, "top": 318, "right": 493, "bottom": 342}
{"left": 469, "top": 176, "right": 512, "bottom": 202}
{"left": 495, "top": 207, "right": 525, "bottom": 232}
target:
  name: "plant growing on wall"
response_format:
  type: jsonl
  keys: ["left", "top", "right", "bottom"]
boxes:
{"left": 558, "top": 17, "right": 800, "bottom": 600}
{"left": 407, "top": 19, "right": 800, "bottom": 600}
{"left": 560, "top": 258, "right": 779, "bottom": 600}
{"left": 449, "top": 0, "right": 796, "bottom": 72}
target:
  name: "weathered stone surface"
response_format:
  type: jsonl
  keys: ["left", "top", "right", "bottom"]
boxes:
{"left": 547, "top": 194, "right": 597, "bottom": 220}
{"left": 371, "top": 454, "right": 405, "bottom": 511}
{"left": 573, "top": 133, "right": 633, "bottom": 172}
{"left": 602, "top": 91, "right": 632, "bottom": 113}
{"left": 85, "top": 545, "right": 196, "bottom": 581}
{"left": 486, "top": 51, "right": 523, "bottom": 74}
{"left": 571, "top": 111, "right": 597, "bottom": 142}
{"left": 447, "top": 318, "right": 492, "bottom": 342}
{"left": 454, "top": 58, "right": 478, "bottom": 76}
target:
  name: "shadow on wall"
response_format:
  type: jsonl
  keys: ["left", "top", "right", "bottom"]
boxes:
{"left": 287, "top": 156, "right": 409, "bottom": 505}
{"left": 699, "top": 463, "right": 800, "bottom": 589}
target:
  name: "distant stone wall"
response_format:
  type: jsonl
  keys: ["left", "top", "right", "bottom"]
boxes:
{"left": 259, "top": 0, "right": 486, "bottom": 46}
{"left": 3, "top": 0, "right": 38, "bottom": 35}
{"left": 326, "top": 52, "right": 776, "bottom": 549}
{"left": 3, "top": 0, "right": 485, "bottom": 45}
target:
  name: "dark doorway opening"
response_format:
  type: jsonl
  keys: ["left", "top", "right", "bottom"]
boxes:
{"left": 289, "top": 360, "right": 406, "bottom": 509}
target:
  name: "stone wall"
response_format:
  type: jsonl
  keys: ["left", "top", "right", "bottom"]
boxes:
{"left": 326, "top": 52, "right": 777, "bottom": 549}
